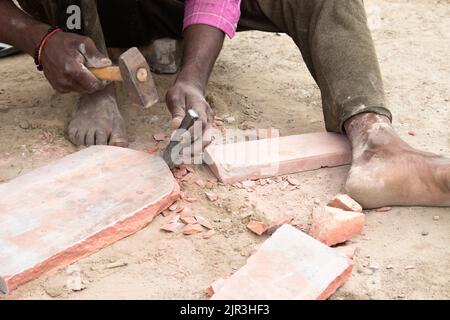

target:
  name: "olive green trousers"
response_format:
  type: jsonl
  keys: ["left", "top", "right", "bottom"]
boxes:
{"left": 19, "top": 0, "right": 392, "bottom": 133}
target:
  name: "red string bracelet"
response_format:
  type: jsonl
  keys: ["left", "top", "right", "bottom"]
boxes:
{"left": 34, "top": 27, "right": 62, "bottom": 71}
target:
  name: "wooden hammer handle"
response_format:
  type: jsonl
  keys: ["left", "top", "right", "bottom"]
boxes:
{"left": 88, "top": 66, "right": 123, "bottom": 82}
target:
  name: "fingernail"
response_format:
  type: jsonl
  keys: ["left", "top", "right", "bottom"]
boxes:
{"left": 100, "top": 58, "right": 111, "bottom": 65}
{"left": 171, "top": 118, "right": 182, "bottom": 129}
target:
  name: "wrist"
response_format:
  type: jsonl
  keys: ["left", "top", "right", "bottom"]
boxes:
{"left": 176, "top": 65, "right": 208, "bottom": 92}
{"left": 25, "top": 22, "right": 52, "bottom": 56}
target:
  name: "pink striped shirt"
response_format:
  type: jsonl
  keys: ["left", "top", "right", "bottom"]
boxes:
{"left": 183, "top": 0, "right": 242, "bottom": 38}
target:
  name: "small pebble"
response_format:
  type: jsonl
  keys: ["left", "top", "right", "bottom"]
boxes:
{"left": 223, "top": 116, "right": 235, "bottom": 124}
{"left": 404, "top": 265, "right": 415, "bottom": 270}
{"left": 19, "top": 120, "right": 30, "bottom": 130}
{"left": 421, "top": 231, "right": 429, "bottom": 236}
{"left": 433, "top": 216, "right": 440, "bottom": 221}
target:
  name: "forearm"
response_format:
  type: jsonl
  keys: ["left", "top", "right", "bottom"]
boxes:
{"left": 176, "top": 24, "right": 225, "bottom": 92}
{"left": 0, "top": 0, "right": 49, "bottom": 56}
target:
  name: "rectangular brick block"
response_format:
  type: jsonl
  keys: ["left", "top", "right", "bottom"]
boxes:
{"left": 211, "top": 225, "right": 353, "bottom": 300}
{"left": 204, "top": 132, "right": 351, "bottom": 184}
{"left": 0, "top": 146, "right": 180, "bottom": 294}
{"left": 309, "top": 206, "right": 365, "bottom": 246}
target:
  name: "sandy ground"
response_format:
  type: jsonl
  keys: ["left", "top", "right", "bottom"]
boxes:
{"left": 0, "top": 0, "right": 449, "bottom": 300}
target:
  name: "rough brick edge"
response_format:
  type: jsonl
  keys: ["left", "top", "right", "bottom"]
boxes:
{"left": 316, "top": 259, "right": 354, "bottom": 300}
{"left": 1, "top": 182, "right": 180, "bottom": 295}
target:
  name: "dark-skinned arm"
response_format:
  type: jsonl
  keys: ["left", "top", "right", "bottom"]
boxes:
{"left": 0, "top": 0, "right": 110, "bottom": 94}
{"left": 166, "top": 24, "right": 225, "bottom": 129}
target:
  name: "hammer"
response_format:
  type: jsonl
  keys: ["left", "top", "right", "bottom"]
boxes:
{"left": 89, "top": 47, "right": 159, "bottom": 109}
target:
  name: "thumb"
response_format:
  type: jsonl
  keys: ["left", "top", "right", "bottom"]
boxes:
{"left": 78, "top": 39, "right": 112, "bottom": 68}
{"left": 166, "top": 92, "right": 186, "bottom": 129}
{"left": 171, "top": 108, "right": 185, "bottom": 129}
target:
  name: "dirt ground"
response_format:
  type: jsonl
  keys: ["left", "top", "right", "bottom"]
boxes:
{"left": 1, "top": 0, "right": 449, "bottom": 300}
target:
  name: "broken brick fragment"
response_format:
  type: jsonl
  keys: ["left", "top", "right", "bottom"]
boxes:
{"left": 181, "top": 173, "right": 194, "bottom": 182}
{"left": 266, "top": 215, "right": 294, "bottom": 235}
{"left": 163, "top": 213, "right": 180, "bottom": 225}
{"left": 195, "top": 215, "right": 213, "bottom": 229}
{"left": 246, "top": 220, "right": 269, "bottom": 236}
{"left": 173, "top": 167, "right": 188, "bottom": 179}
{"left": 184, "top": 195, "right": 198, "bottom": 203}
{"left": 181, "top": 216, "right": 197, "bottom": 225}
{"left": 160, "top": 222, "right": 184, "bottom": 233}
{"left": 182, "top": 224, "right": 204, "bottom": 235}
{"left": 327, "top": 194, "right": 363, "bottom": 213}
{"left": 309, "top": 206, "right": 365, "bottom": 246}
{"left": 203, "top": 229, "right": 216, "bottom": 239}
{"left": 205, "top": 192, "right": 218, "bottom": 202}
{"left": 287, "top": 177, "right": 301, "bottom": 186}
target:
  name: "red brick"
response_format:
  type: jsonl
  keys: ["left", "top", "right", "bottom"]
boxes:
{"left": 203, "top": 230, "right": 216, "bottom": 239}
{"left": 287, "top": 177, "right": 301, "bottom": 186}
{"left": 327, "top": 194, "right": 363, "bottom": 213}
{"left": 205, "top": 192, "right": 218, "bottom": 202}
{"left": 211, "top": 225, "right": 352, "bottom": 300}
{"left": 163, "top": 213, "right": 180, "bottom": 225}
{"left": 266, "top": 215, "right": 294, "bottom": 235}
{"left": 180, "top": 216, "right": 197, "bottom": 225}
{"left": 173, "top": 167, "right": 188, "bottom": 179}
{"left": 195, "top": 215, "right": 213, "bottom": 229}
{"left": 309, "top": 206, "right": 365, "bottom": 246}
{"left": 181, "top": 173, "right": 194, "bottom": 182}
{"left": 184, "top": 195, "right": 198, "bottom": 203}
{"left": 182, "top": 224, "right": 204, "bottom": 235}
{"left": 204, "top": 132, "right": 351, "bottom": 184}
{"left": 0, "top": 146, "right": 180, "bottom": 294}
{"left": 179, "top": 207, "right": 191, "bottom": 218}
{"left": 247, "top": 220, "right": 269, "bottom": 236}
{"left": 160, "top": 222, "right": 184, "bottom": 233}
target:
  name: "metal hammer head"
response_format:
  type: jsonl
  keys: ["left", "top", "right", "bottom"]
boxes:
{"left": 118, "top": 47, "right": 159, "bottom": 109}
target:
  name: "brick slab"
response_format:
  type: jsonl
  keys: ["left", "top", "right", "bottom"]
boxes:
{"left": 204, "top": 132, "right": 351, "bottom": 184}
{"left": 0, "top": 146, "right": 179, "bottom": 294}
{"left": 211, "top": 225, "right": 352, "bottom": 300}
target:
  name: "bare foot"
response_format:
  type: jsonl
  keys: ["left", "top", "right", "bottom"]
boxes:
{"left": 344, "top": 113, "right": 450, "bottom": 209}
{"left": 68, "top": 84, "right": 128, "bottom": 147}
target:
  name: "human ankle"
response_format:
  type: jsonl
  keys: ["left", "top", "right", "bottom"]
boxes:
{"left": 345, "top": 113, "right": 399, "bottom": 150}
